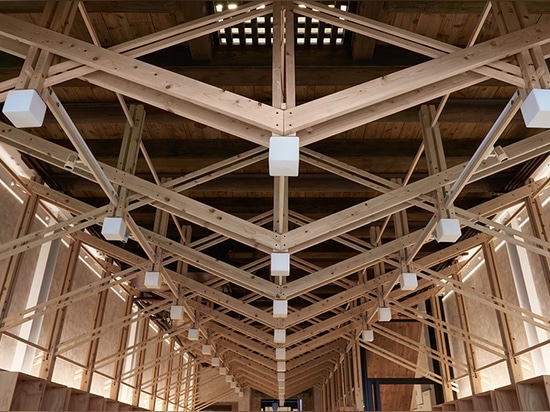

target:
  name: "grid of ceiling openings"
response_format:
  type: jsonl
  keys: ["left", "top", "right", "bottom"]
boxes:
{"left": 214, "top": 1, "right": 350, "bottom": 46}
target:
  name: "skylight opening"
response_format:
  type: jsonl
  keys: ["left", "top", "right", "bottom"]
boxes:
{"left": 213, "top": 1, "right": 348, "bottom": 47}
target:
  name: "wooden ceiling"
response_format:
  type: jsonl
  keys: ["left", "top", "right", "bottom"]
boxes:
{"left": 1, "top": 0, "right": 550, "bottom": 401}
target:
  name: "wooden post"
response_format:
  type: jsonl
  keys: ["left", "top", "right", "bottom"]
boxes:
{"left": 272, "top": 1, "right": 295, "bottom": 241}
{"left": 524, "top": 194, "right": 550, "bottom": 290}
{"left": 0, "top": 187, "right": 40, "bottom": 335}
{"left": 429, "top": 295, "right": 454, "bottom": 402}
{"left": 131, "top": 316, "right": 149, "bottom": 406}
{"left": 161, "top": 338, "right": 175, "bottom": 411}
{"left": 39, "top": 239, "right": 81, "bottom": 381}
{"left": 148, "top": 337, "right": 164, "bottom": 410}
{"left": 482, "top": 241, "right": 524, "bottom": 384}
{"left": 352, "top": 340, "right": 364, "bottom": 410}
{"left": 452, "top": 268, "right": 483, "bottom": 394}
{"left": 110, "top": 295, "right": 134, "bottom": 401}
{"left": 420, "top": 105, "right": 452, "bottom": 218}
{"left": 492, "top": 1, "right": 550, "bottom": 89}
{"left": 80, "top": 259, "right": 111, "bottom": 392}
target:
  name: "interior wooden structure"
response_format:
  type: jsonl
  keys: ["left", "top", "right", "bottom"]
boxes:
{"left": 1, "top": 1, "right": 550, "bottom": 411}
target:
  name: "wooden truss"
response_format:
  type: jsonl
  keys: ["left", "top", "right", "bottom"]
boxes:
{"left": 0, "top": 0, "right": 550, "bottom": 405}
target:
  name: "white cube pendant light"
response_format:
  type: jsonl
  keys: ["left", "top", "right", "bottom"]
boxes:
{"left": 521, "top": 89, "right": 550, "bottom": 128}
{"left": 2, "top": 89, "right": 47, "bottom": 128}
{"left": 400, "top": 272, "right": 418, "bottom": 291}
{"left": 378, "top": 307, "right": 392, "bottom": 322}
{"left": 101, "top": 217, "right": 128, "bottom": 242}
{"left": 274, "top": 329, "right": 286, "bottom": 344}
{"left": 273, "top": 300, "right": 288, "bottom": 318}
{"left": 362, "top": 329, "right": 374, "bottom": 342}
{"left": 219, "top": 367, "right": 227, "bottom": 375}
{"left": 170, "top": 305, "right": 184, "bottom": 320}
{"left": 435, "top": 218, "right": 461, "bottom": 243}
{"left": 271, "top": 252, "right": 290, "bottom": 277}
{"left": 269, "top": 136, "right": 300, "bottom": 176}
{"left": 188, "top": 328, "right": 199, "bottom": 341}
{"left": 277, "top": 361, "right": 286, "bottom": 372}
{"left": 144, "top": 271, "right": 162, "bottom": 290}
{"left": 275, "top": 347, "right": 286, "bottom": 360}
{"left": 202, "top": 344, "right": 212, "bottom": 355}
{"left": 211, "top": 357, "right": 220, "bottom": 366}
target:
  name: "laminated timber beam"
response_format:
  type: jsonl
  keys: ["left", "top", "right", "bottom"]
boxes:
{"left": 280, "top": 127, "right": 550, "bottom": 256}
{"left": 287, "top": 339, "right": 346, "bottom": 370}
{"left": 94, "top": 326, "right": 186, "bottom": 372}
{"left": 457, "top": 207, "right": 550, "bottom": 260}
{"left": 1, "top": 180, "right": 548, "bottom": 350}
{"left": 370, "top": 322, "right": 469, "bottom": 375}
{"left": 414, "top": 265, "right": 550, "bottom": 334}
{"left": 0, "top": 1, "right": 547, "bottom": 15}
{"left": 0, "top": 123, "right": 280, "bottom": 253}
{"left": 193, "top": 303, "right": 274, "bottom": 346}
{"left": 216, "top": 338, "right": 275, "bottom": 370}
{"left": 0, "top": 180, "right": 537, "bottom": 341}
{"left": 53, "top": 299, "right": 172, "bottom": 358}
{"left": 287, "top": 324, "right": 359, "bottom": 358}
{"left": 0, "top": 7, "right": 283, "bottom": 133}
{"left": 390, "top": 299, "right": 507, "bottom": 360}
{"left": 453, "top": 268, "right": 484, "bottom": 394}
{"left": 285, "top": 13, "right": 550, "bottom": 132}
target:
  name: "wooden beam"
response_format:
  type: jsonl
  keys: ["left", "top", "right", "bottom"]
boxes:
{"left": 453, "top": 268, "right": 484, "bottom": 394}
{"left": 482, "top": 241, "right": 524, "bottom": 384}
{"left": 110, "top": 295, "right": 134, "bottom": 400}
{"left": 0, "top": 123, "right": 280, "bottom": 252}
{"left": 0, "top": 12, "right": 283, "bottom": 133}
{"left": 281, "top": 128, "right": 550, "bottom": 253}
{"left": 38, "top": 239, "right": 81, "bottom": 381}
{"left": 80, "top": 259, "right": 111, "bottom": 392}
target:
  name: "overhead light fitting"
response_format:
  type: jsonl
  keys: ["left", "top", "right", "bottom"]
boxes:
{"left": 362, "top": 329, "right": 374, "bottom": 342}
{"left": 435, "top": 218, "right": 461, "bottom": 243}
{"left": 144, "top": 271, "right": 162, "bottom": 290}
{"left": 273, "top": 300, "right": 288, "bottom": 318}
{"left": 202, "top": 344, "right": 212, "bottom": 355}
{"left": 101, "top": 217, "right": 128, "bottom": 242}
{"left": 188, "top": 328, "right": 199, "bottom": 341}
{"left": 211, "top": 357, "right": 220, "bottom": 366}
{"left": 400, "top": 272, "right": 418, "bottom": 291}
{"left": 274, "top": 329, "right": 286, "bottom": 343}
{"left": 378, "top": 307, "right": 392, "bottom": 322}
{"left": 271, "top": 252, "right": 290, "bottom": 277}
{"left": 170, "top": 305, "right": 184, "bottom": 320}
{"left": 269, "top": 136, "right": 300, "bottom": 176}
{"left": 2, "top": 89, "right": 47, "bottom": 128}
{"left": 275, "top": 348, "right": 286, "bottom": 360}
{"left": 521, "top": 88, "right": 550, "bottom": 128}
